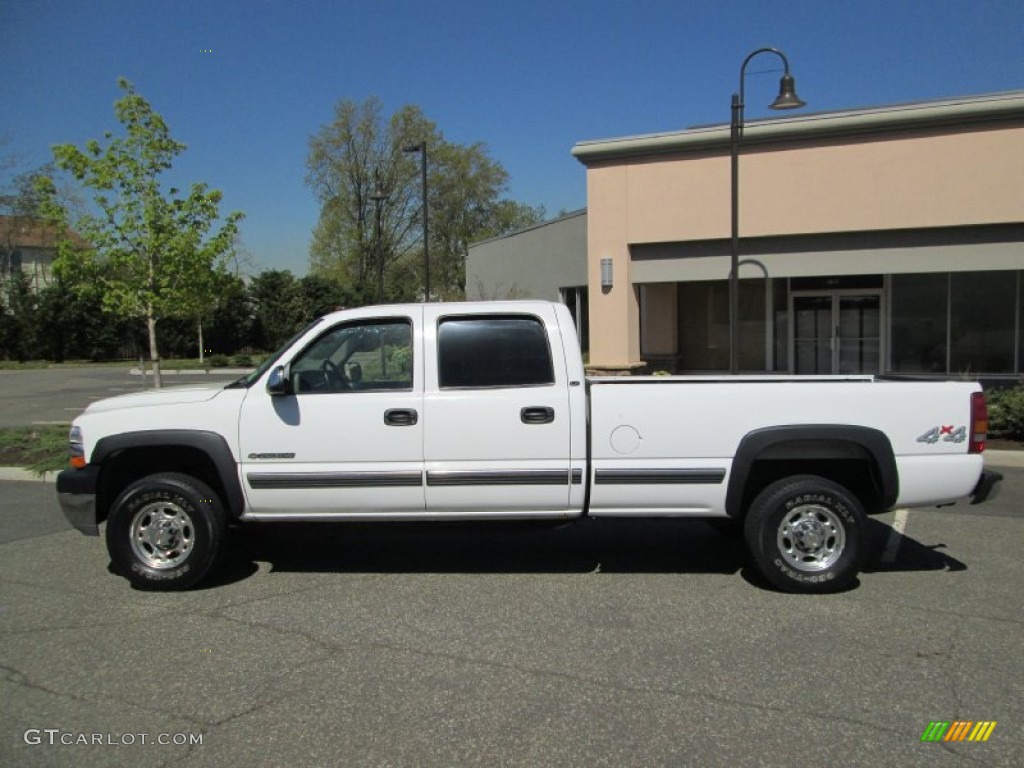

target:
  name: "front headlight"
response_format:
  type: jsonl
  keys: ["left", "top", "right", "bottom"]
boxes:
{"left": 68, "top": 425, "right": 86, "bottom": 469}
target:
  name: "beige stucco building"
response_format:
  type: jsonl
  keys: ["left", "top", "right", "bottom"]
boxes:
{"left": 566, "top": 91, "right": 1023, "bottom": 378}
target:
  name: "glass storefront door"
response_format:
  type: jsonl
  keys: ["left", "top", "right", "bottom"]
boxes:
{"left": 792, "top": 292, "right": 882, "bottom": 374}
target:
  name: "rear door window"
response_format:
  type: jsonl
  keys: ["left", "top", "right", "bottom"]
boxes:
{"left": 438, "top": 316, "right": 554, "bottom": 388}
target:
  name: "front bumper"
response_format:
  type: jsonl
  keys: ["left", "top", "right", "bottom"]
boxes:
{"left": 970, "top": 469, "right": 1003, "bottom": 506}
{"left": 56, "top": 466, "right": 101, "bottom": 535}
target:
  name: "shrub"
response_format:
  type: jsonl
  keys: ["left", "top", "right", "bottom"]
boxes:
{"left": 389, "top": 346, "right": 412, "bottom": 373}
{"left": 986, "top": 385, "right": 1024, "bottom": 441}
{"left": 208, "top": 354, "right": 230, "bottom": 368}
{"left": 233, "top": 354, "right": 253, "bottom": 367}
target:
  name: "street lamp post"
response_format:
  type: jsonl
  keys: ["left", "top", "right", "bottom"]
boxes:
{"left": 369, "top": 186, "right": 388, "bottom": 304}
{"left": 403, "top": 142, "right": 430, "bottom": 302}
{"left": 729, "top": 47, "right": 806, "bottom": 374}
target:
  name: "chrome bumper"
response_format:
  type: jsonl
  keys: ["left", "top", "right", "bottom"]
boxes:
{"left": 56, "top": 466, "right": 101, "bottom": 536}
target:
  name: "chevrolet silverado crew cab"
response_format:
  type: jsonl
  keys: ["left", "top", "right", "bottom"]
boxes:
{"left": 56, "top": 301, "right": 1001, "bottom": 593}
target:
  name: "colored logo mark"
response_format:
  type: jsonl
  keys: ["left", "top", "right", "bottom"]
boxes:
{"left": 921, "top": 721, "right": 997, "bottom": 742}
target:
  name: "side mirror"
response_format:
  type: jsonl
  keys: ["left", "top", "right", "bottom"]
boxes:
{"left": 266, "top": 365, "right": 291, "bottom": 396}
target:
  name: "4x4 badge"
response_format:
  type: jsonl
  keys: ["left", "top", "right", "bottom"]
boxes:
{"left": 917, "top": 426, "right": 966, "bottom": 444}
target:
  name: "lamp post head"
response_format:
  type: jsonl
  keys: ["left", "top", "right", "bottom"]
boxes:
{"left": 403, "top": 143, "right": 425, "bottom": 154}
{"left": 769, "top": 73, "right": 806, "bottom": 110}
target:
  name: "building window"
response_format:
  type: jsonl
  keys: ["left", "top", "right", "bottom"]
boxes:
{"left": 890, "top": 273, "right": 948, "bottom": 374}
{"left": 950, "top": 271, "right": 1017, "bottom": 375}
{"left": 678, "top": 281, "right": 728, "bottom": 372}
{"left": 890, "top": 270, "right": 1020, "bottom": 376}
{"left": 676, "top": 280, "right": 766, "bottom": 372}
{"left": 560, "top": 286, "right": 589, "bottom": 353}
{"left": 1019, "top": 272, "right": 1023, "bottom": 373}
{"left": 772, "top": 279, "right": 789, "bottom": 372}
{"left": 738, "top": 278, "right": 767, "bottom": 372}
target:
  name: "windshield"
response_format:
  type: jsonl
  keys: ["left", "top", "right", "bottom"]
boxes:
{"left": 225, "top": 318, "right": 324, "bottom": 389}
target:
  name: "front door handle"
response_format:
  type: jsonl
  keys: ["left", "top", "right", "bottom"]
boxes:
{"left": 521, "top": 406, "right": 555, "bottom": 425}
{"left": 384, "top": 409, "right": 418, "bottom": 427}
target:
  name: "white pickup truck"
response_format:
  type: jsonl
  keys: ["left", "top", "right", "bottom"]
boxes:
{"left": 57, "top": 301, "right": 1001, "bottom": 593}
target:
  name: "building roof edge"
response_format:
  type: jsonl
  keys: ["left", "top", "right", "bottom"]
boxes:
{"left": 468, "top": 208, "right": 587, "bottom": 249}
{"left": 572, "top": 91, "right": 1024, "bottom": 165}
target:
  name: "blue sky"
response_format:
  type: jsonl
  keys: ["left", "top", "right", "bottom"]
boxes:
{"left": 2, "top": 0, "right": 1022, "bottom": 276}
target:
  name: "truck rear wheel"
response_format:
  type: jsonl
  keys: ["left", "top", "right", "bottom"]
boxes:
{"left": 744, "top": 475, "right": 868, "bottom": 593}
{"left": 106, "top": 473, "right": 226, "bottom": 590}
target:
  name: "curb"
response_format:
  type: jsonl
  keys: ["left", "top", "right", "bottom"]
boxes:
{"left": 0, "top": 467, "right": 58, "bottom": 483}
{"left": 984, "top": 449, "right": 1024, "bottom": 469}
{"left": 2, "top": 451, "right": 1021, "bottom": 484}
{"left": 128, "top": 368, "right": 252, "bottom": 376}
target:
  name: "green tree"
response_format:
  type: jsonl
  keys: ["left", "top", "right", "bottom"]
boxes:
{"left": 3, "top": 270, "right": 37, "bottom": 362}
{"left": 41, "top": 79, "right": 243, "bottom": 386}
{"left": 306, "top": 97, "right": 543, "bottom": 302}
{"left": 206, "top": 273, "right": 253, "bottom": 356}
{"left": 248, "top": 269, "right": 305, "bottom": 351}
{"left": 297, "top": 273, "right": 344, "bottom": 319}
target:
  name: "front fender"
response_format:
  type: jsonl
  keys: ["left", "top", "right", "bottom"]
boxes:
{"left": 92, "top": 430, "right": 245, "bottom": 518}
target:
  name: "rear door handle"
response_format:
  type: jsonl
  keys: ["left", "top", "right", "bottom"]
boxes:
{"left": 384, "top": 409, "right": 418, "bottom": 426}
{"left": 520, "top": 406, "right": 555, "bottom": 425}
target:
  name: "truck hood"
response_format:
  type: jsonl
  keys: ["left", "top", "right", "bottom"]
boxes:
{"left": 83, "top": 385, "right": 225, "bottom": 414}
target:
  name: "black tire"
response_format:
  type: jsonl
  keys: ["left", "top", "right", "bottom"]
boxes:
{"left": 106, "top": 473, "right": 227, "bottom": 590}
{"left": 743, "top": 475, "right": 868, "bottom": 594}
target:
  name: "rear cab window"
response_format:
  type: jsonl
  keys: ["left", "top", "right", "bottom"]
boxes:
{"left": 438, "top": 315, "right": 554, "bottom": 389}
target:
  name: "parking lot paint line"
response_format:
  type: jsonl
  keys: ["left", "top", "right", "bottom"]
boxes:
{"left": 881, "top": 508, "right": 909, "bottom": 564}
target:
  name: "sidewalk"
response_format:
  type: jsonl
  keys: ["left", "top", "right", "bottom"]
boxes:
{"left": 4, "top": 450, "right": 1022, "bottom": 484}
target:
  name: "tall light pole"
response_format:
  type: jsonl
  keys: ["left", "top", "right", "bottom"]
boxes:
{"left": 730, "top": 47, "right": 806, "bottom": 374}
{"left": 403, "top": 142, "right": 430, "bottom": 302}
{"left": 369, "top": 186, "right": 388, "bottom": 304}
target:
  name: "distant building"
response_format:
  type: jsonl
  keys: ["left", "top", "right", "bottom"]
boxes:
{"left": 0, "top": 215, "right": 75, "bottom": 293}
{"left": 471, "top": 91, "right": 1024, "bottom": 379}
{"left": 467, "top": 209, "right": 589, "bottom": 351}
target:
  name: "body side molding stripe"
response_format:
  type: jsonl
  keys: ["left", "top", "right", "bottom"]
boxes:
{"left": 595, "top": 468, "right": 727, "bottom": 485}
{"left": 427, "top": 470, "right": 571, "bottom": 487}
{"left": 247, "top": 471, "right": 423, "bottom": 489}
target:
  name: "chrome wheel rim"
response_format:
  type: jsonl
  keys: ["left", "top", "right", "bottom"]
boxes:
{"left": 129, "top": 500, "right": 195, "bottom": 569}
{"left": 776, "top": 504, "right": 845, "bottom": 572}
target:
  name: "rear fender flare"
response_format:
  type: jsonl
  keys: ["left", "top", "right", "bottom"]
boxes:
{"left": 725, "top": 425, "right": 898, "bottom": 518}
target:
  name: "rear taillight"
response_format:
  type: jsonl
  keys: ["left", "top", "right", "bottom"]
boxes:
{"left": 969, "top": 391, "right": 987, "bottom": 454}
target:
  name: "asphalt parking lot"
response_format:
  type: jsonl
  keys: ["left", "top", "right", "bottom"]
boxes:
{"left": 1, "top": 368, "right": 1021, "bottom": 766}
{"left": 1, "top": 466, "right": 1021, "bottom": 767}
{"left": 0, "top": 367, "right": 244, "bottom": 427}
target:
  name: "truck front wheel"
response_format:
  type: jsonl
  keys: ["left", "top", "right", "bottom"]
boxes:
{"left": 744, "top": 475, "right": 868, "bottom": 593}
{"left": 106, "top": 473, "right": 226, "bottom": 590}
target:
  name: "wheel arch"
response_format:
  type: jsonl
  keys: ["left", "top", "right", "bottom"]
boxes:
{"left": 93, "top": 430, "right": 244, "bottom": 524}
{"left": 725, "top": 425, "right": 899, "bottom": 518}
